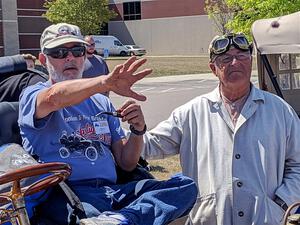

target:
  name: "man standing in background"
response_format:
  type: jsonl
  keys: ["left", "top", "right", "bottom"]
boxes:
{"left": 83, "top": 35, "right": 110, "bottom": 96}
{"left": 83, "top": 35, "right": 109, "bottom": 79}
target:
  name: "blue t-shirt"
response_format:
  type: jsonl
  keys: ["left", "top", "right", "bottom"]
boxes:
{"left": 18, "top": 81, "right": 125, "bottom": 183}
{"left": 83, "top": 55, "right": 109, "bottom": 78}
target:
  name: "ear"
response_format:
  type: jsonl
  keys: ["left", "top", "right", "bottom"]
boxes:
{"left": 209, "top": 62, "right": 217, "bottom": 76}
{"left": 38, "top": 53, "right": 46, "bottom": 66}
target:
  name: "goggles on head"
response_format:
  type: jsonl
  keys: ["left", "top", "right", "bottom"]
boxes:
{"left": 209, "top": 33, "right": 252, "bottom": 60}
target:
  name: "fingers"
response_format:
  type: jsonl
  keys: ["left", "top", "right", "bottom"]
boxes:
{"left": 121, "top": 57, "right": 147, "bottom": 75}
{"left": 121, "top": 56, "right": 137, "bottom": 72}
{"left": 128, "top": 58, "right": 147, "bottom": 74}
{"left": 108, "top": 57, "right": 151, "bottom": 100}
{"left": 121, "top": 89, "right": 147, "bottom": 102}
{"left": 119, "top": 99, "right": 135, "bottom": 111}
{"left": 113, "top": 57, "right": 152, "bottom": 82}
{"left": 104, "top": 64, "right": 122, "bottom": 91}
{"left": 129, "top": 91, "right": 147, "bottom": 102}
{"left": 131, "top": 68, "right": 152, "bottom": 82}
{"left": 112, "top": 63, "right": 123, "bottom": 74}
{"left": 118, "top": 100, "right": 145, "bottom": 129}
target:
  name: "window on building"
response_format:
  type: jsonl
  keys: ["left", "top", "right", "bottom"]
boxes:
{"left": 100, "top": 23, "right": 108, "bottom": 35}
{"left": 123, "top": 1, "right": 141, "bottom": 20}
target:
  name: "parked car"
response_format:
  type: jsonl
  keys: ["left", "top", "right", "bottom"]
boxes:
{"left": 125, "top": 45, "right": 147, "bottom": 56}
{"left": 91, "top": 35, "right": 129, "bottom": 56}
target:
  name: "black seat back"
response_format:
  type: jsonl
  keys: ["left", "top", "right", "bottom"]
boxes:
{"left": 0, "top": 101, "right": 21, "bottom": 146}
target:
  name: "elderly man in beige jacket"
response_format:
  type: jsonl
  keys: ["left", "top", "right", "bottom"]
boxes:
{"left": 142, "top": 33, "right": 300, "bottom": 225}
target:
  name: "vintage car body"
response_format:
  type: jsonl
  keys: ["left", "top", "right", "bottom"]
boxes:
{"left": 252, "top": 11, "right": 300, "bottom": 116}
{"left": 252, "top": 11, "right": 300, "bottom": 225}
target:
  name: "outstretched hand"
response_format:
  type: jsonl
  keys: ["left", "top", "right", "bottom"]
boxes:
{"left": 104, "top": 56, "right": 152, "bottom": 101}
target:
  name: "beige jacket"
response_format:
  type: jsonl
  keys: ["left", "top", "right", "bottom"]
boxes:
{"left": 143, "top": 86, "right": 300, "bottom": 225}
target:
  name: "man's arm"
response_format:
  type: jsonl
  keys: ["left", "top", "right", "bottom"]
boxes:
{"left": 111, "top": 100, "right": 146, "bottom": 171}
{"left": 141, "top": 109, "right": 183, "bottom": 160}
{"left": 35, "top": 57, "right": 152, "bottom": 119}
{"left": 0, "top": 55, "right": 27, "bottom": 75}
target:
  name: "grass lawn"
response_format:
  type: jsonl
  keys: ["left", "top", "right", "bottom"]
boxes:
{"left": 148, "top": 155, "right": 181, "bottom": 180}
{"left": 106, "top": 56, "right": 211, "bottom": 78}
{"left": 106, "top": 55, "right": 257, "bottom": 78}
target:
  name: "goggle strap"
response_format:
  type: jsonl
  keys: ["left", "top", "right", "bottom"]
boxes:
{"left": 211, "top": 35, "right": 251, "bottom": 56}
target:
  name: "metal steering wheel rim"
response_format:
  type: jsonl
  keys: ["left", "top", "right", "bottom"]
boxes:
{"left": 0, "top": 162, "right": 71, "bottom": 204}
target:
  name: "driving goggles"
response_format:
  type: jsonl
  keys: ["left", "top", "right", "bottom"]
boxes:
{"left": 210, "top": 33, "right": 252, "bottom": 59}
{"left": 44, "top": 46, "right": 86, "bottom": 59}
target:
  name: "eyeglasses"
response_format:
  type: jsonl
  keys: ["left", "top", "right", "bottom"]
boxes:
{"left": 210, "top": 33, "right": 252, "bottom": 59}
{"left": 215, "top": 52, "right": 250, "bottom": 64}
{"left": 44, "top": 46, "right": 86, "bottom": 59}
{"left": 89, "top": 43, "right": 95, "bottom": 47}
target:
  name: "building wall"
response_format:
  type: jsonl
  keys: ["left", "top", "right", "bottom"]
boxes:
{"left": 0, "top": 1, "right": 4, "bottom": 56}
{"left": 0, "top": 0, "right": 19, "bottom": 56}
{"left": 0, "top": 0, "right": 49, "bottom": 56}
{"left": 0, "top": 0, "right": 217, "bottom": 56}
{"left": 109, "top": 15, "right": 216, "bottom": 55}
{"left": 108, "top": 0, "right": 217, "bottom": 55}
{"left": 17, "top": 0, "right": 50, "bottom": 56}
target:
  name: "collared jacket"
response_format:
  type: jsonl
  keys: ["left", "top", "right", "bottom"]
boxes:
{"left": 142, "top": 85, "right": 300, "bottom": 225}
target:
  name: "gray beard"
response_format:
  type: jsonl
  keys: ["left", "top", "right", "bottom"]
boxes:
{"left": 46, "top": 59, "right": 83, "bottom": 83}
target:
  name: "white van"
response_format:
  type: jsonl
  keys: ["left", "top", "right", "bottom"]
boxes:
{"left": 91, "top": 35, "right": 129, "bottom": 56}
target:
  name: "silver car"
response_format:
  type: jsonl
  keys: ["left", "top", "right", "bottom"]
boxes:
{"left": 125, "top": 45, "right": 146, "bottom": 56}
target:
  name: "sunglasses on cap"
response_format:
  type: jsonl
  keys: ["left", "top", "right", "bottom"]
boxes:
{"left": 210, "top": 33, "right": 252, "bottom": 59}
{"left": 44, "top": 46, "right": 86, "bottom": 59}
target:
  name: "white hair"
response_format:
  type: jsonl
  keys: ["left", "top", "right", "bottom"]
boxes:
{"left": 44, "top": 55, "right": 83, "bottom": 83}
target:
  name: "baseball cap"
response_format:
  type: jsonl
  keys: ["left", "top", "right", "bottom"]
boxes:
{"left": 40, "top": 23, "right": 88, "bottom": 52}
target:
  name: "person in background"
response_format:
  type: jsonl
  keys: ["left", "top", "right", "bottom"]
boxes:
{"left": 83, "top": 35, "right": 110, "bottom": 96}
{"left": 18, "top": 22, "right": 197, "bottom": 225}
{"left": 142, "top": 33, "right": 300, "bottom": 225}
{"left": 0, "top": 54, "right": 48, "bottom": 102}
{"left": 83, "top": 35, "right": 109, "bottom": 79}
{"left": 22, "top": 53, "right": 36, "bottom": 69}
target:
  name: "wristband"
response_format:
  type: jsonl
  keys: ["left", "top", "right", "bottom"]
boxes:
{"left": 274, "top": 196, "right": 288, "bottom": 211}
{"left": 130, "top": 124, "right": 147, "bottom": 136}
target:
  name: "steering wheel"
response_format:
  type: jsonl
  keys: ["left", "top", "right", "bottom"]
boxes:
{"left": 283, "top": 202, "right": 300, "bottom": 225}
{"left": 0, "top": 162, "right": 71, "bottom": 225}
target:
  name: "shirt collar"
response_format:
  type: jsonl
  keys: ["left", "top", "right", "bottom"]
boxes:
{"left": 204, "top": 83, "right": 265, "bottom": 104}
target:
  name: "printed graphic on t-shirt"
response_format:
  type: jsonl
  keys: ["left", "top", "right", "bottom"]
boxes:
{"left": 58, "top": 115, "right": 112, "bottom": 161}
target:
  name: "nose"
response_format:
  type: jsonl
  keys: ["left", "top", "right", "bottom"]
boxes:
{"left": 231, "top": 56, "right": 238, "bottom": 65}
{"left": 65, "top": 50, "right": 75, "bottom": 61}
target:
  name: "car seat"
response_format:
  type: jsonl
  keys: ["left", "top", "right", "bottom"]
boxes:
{"left": 0, "top": 101, "right": 21, "bottom": 146}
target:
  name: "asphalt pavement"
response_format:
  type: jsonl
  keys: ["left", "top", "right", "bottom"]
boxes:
{"left": 110, "top": 72, "right": 259, "bottom": 129}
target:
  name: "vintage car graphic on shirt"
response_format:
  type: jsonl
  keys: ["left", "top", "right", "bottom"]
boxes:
{"left": 58, "top": 131, "right": 106, "bottom": 161}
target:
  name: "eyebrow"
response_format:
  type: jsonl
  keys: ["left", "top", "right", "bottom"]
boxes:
{"left": 223, "top": 52, "right": 249, "bottom": 56}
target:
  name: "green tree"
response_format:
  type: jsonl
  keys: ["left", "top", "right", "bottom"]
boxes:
{"left": 226, "top": 0, "right": 300, "bottom": 38}
{"left": 205, "top": 0, "right": 234, "bottom": 34}
{"left": 43, "top": 0, "right": 116, "bottom": 35}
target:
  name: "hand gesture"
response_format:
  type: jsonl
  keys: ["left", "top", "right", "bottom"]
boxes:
{"left": 104, "top": 56, "right": 152, "bottom": 101}
{"left": 118, "top": 99, "right": 145, "bottom": 131}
